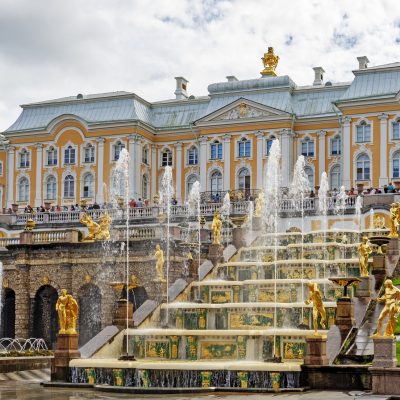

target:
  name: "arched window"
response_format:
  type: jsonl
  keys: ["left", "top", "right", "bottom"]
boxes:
{"left": 266, "top": 136, "right": 276, "bottom": 156}
{"left": 113, "top": 141, "right": 125, "bottom": 161}
{"left": 238, "top": 137, "right": 251, "bottom": 158}
{"left": 301, "top": 137, "right": 314, "bottom": 157}
{"left": 393, "top": 119, "right": 400, "bottom": 140}
{"left": 142, "top": 175, "right": 149, "bottom": 199}
{"left": 47, "top": 146, "right": 57, "bottom": 166}
{"left": 187, "top": 174, "right": 198, "bottom": 196}
{"left": 64, "top": 175, "right": 75, "bottom": 198}
{"left": 330, "top": 135, "right": 341, "bottom": 155}
{"left": 142, "top": 147, "right": 149, "bottom": 165}
{"left": 356, "top": 153, "right": 371, "bottom": 180}
{"left": 19, "top": 149, "right": 30, "bottom": 168}
{"left": 161, "top": 149, "right": 172, "bottom": 167}
{"left": 210, "top": 170, "right": 222, "bottom": 193}
{"left": 83, "top": 144, "right": 95, "bottom": 163}
{"left": 238, "top": 167, "right": 251, "bottom": 191}
{"left": 18, "top": 177, "right": 29, "bottom": 202}
{"left": 187, "top": 146, "right": 198, "bottom": 165}
{"left": 304, "top": 166, "right": 314, "bottom": 189}
{"left": 210, "top": 140, "right": 222, "bottom": 160}
{"left": 356, "top": 121, "right": 371, "bottom": 143}
{"left": 82, "top": 173, "right": 94, "bottom": 198}
{"left": 46, "top": 176, "right": 57, "bottom": 200}
{"left": 64, "top": 145, "right": 76, "bottom": 165}
{"left": 330, "top": 165, "right": 341, "bottom": 190}
{"left": 393, "top": 151, "right": 400, "bottom": 178}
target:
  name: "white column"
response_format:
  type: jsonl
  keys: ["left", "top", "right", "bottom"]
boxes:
{"left": 341, "top": 117, "right": 351, "bottom": 189}
{"left": 175, "top": 142, "right": 182, "bottom": 203}
{"left": 378, "top": 113, "right": 389, "bottom": 187}
{"left": 151, "top": 144, "right": 157, "bottom": 201}
{"left": 223, "top": 134, "right": 231, "bottom": 191}
{"left": 34, "top": 144, "right": 43, "bottom": 207}
{"left": 128, "top": 135, "right": 138, "bottom": 199}
{"left": 280, "top": 129, "right": 294, "bottom": 187}
{"left": 96, "top": 138, "right": 105, "bottom": 204}
{"left": 318, "top": 130, "right": 327, "bottom": 180}
{"left": 255, "top": 131, "right": 264, "bottom": 189}
{"left": 199, "top": 136, "right": 208, "bottom": 191}
{"left": 6, "top": 145, "right": 15, "bottom": 208}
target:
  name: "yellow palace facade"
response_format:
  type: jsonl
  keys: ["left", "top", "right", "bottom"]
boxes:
{"left": 1, "top": 49, "right": 400, "bottom": 208}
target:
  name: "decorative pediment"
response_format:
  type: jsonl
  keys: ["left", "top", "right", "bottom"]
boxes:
{"left": 218, "top": 103, "right": 273, "bottom": 120}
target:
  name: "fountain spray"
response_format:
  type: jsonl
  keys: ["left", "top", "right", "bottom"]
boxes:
{"left": 318, "top": 172, "right": 329, "bottom": 297}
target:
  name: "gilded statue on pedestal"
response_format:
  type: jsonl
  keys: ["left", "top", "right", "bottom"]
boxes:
{"left": 305, "top": 282, "right": 326, "bottom": 335}
{"left": 358, "top": 236, "right": 372, "bottom": 277}
{"left": 371, "top": 279, "right": 400, "bottom": 338}
{"left": 254, "top": 192, "right": 264, "bottom": 217}
{"left": 80, "top": 212, "right": 111, "bottom": 241}
{"left": 154, "top": 244, "right": 166, "bottom": 282}
{"left": 211, "top": 212, "right": 222, "bottom": 245}
{"left": 56, "top": 289, "right": 79, "bottom": 334}
{"left": 390, "top": 203, "right": 399, "bottom": 238}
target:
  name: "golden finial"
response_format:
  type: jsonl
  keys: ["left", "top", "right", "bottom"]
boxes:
{"left": 260, "top": 47, "right": 279, "bottom": 77}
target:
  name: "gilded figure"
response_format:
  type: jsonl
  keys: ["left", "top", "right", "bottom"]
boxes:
{"left": 304, "top": 282, "right": 326, "bottom": 335}
{"left": 390, "top": 203, "right": 399, "bottom": 238}
{"left": 211, "top": 212, "right": 222, "bottom": 245}
{"left": 80, "top": 212, "right": 111, "bottom": 241}
{"left": 154, "top": 244, "right": 166, "bottom": 282}
{"left": 56, "top": 289, "right": 79, "bottom": 334}
{"left": 358, "top": 236, "right": 372, "bottom": 277}
{"left": 254, "top": 192, "right": 264, "bottom": 217}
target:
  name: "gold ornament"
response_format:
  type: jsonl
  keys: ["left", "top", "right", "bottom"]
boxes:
{"left": 358, "top": 236, "right": 372, "bottom": 277}
{"left": 24, "top": 218, "right": 35, "bottom": 231}
{"left": 390, "top": 203, "right": 399, "bottom": 238}
{"left": 56, "top": 289, "right": 79, "bottom": 335}
{"left": 154, "top": 244, "right": 166, "bottom": 282}
{"left": 304, "top": 282, "right": 326, "bottom": 336}
{"left": 254, "top": 192, "right": 265, "bottom": 217}
{"left": 79, "top": 212, "right": 111, "bottom": 241}
{"left": 211, "top": 212, "right": 222, "bottom": 245}
{"left": 260, "top": 47, "right": 279, "bottom": 77}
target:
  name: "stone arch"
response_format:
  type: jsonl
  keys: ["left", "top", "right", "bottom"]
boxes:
{"left": 32, "top": 285, "right": 59, "bottom": 349}
{"left": 77, "top": 283, "right": 102, "bottom": 346}
{"left": 1, "top": 288, "right": 15, "bottom": 338}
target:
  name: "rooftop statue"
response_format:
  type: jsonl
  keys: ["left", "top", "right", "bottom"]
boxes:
{"left": 155, "top": 244, "right": 166, "bottom": 282}
{"left": 390, "top": 202, "right": 399, "bottom": 238}
{"left": 261, "top": 47, "right": 279, "bottom": 77}
{"left": 305, "top": 282, "right": 326, "bottom": 336}
{"left": 56, "top": 289, "right": 79, "bottom": 335}
{"left": 212, "top": 212, "right": 222, "bottom": 245}
{"left": 358, "top": 236, "right": 372, "bottom": 277}
{"left": 80, "top": 212, "right": 111, "bottom": 241}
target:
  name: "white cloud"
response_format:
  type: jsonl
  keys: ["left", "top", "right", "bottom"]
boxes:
{"left": 0, "top": 0, "right": 400, "bottom": 130}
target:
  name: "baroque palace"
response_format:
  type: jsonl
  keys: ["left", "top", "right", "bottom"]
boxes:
{"left": 1, "top": 48, "right": 400, "bottom": 209}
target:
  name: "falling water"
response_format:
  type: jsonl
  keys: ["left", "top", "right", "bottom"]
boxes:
{"left": 290, "top": 155, "right": 310, "bottom": 324}
{"left": 0, "top": 261, "right": 3, "bottom": 333}
{"left": 318, "top": 172, "right": 329, "bottom": 293}
{"left": 188, "top": 181, "right": 201, "bottom": 287}
{"left": 355, "top": 196, "right": 362, "bottom": 232}
{"left": 159, "top": 166, "right": 174, "bottom": 325}
{"left": 247, "top": 200, "right": 254, "bottom": 230}
{"left": 335, "top": 186, "right": 348, "bottom": 220}
{"left": 221, "top": 192, "right": 231, "bottom": 246}
{"left": 370, "top": 208, "right": 375, "bottom": 231}
{"left": 263, "top": 139, "right": 281, "bottom": 357}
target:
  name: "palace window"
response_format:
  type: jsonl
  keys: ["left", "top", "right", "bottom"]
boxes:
{"left": 356, "top": 121, "right": 371, "bottom": 143}
{"left": 188, "top": 146, "right": 198, "bottom": 165}
{"left": 83, "top": 144, "right": 95, "bottom": 163}
{"left": 393, "top": 119, "right": 400, "bottom": 140}
{"left": 82, "top": 173, "right": 94, "bottom": 198}
{"left": 330, "top": 165, "right": 341, "bottom": 190}
{"left": 356, "top": 153, "right": 371, "bottom": 180}
{"left": 210, "top": 140, "right": 222, "bottom": 160}
{"left": 238, "top": 167, "right": 251, "bottom": 191}
{"left": 187, "top": 174, "right": 198, "bottom": 197}
{"left": 0, "top": 161, "right": 3, "bottom": 176}
{"left": 238, "top": 137, "right": 251, "bottom": 158}
{"left": 142, "top": 175, "right": 149, "bottom": 199}
{"left": 266, "top": 136, "right": 275, "bottom": 156}
{"left": 18, "top": 177, "right": 29, "bottom": 202}
{"left": 331, "top": 136, "right": 341, "bottom": 155}
{"left": 113, "top": 141, "right": 125, "bottom": 161}
{"left": 393, "top": 151, "right": 400, "bottom": 178}
{"left": 304, "top": 166, "right": 314, "bottom": 189}
{"left": 47, "top": 146, "right": 57, "bottom": 166}
{"left": 64, "top": 145, "right": 76, "bottom": 165}
{"left": 210, "top": 170, "right": 222, "bottom": 194}
{"left": 63, "top": 175, "right": 75, "bottom": 198}
{"left": 19, "top": 149, "right": 30, "bottom": 168}
{"left": 301, "top": 138, "right": 314, "bottom": 157}
{"left": 142, "top": 147, "right": 149, "bottom": 165}
{"left": 46, "top": 176, "right": 57, "bottom": 200}
{"left": 161, "top": 149, "right": 172, "bottom": 167}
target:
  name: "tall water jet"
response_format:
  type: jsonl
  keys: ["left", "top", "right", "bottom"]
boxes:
{"left": 318, "top": 171, "right": 329, "bottom": 294}
{"left": 188, "top": 181, "right": 201, "bottom": 286}
{"left": 355, "top": 196, "right": 362, "bottom": 232}
{"left": 221, "top": 192, "right": 231, "bottom": 245}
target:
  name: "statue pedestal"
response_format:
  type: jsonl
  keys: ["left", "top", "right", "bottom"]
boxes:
{"left": 357, "top": 276, "right": 373, "bottom": 298}
{"left": 372, "top": 255, "right": 386, "bottom": 291}
{"left": 208, "top": 243, "right": 224, "bottom": 266}
{"left": 113, "top": 299, "right": 134, "bottom": 328}
{"left": 335, "top": 297, "right": 355, "bottom": 341}
{"left": 387, "top": 237, "right": 400, "bottom": 256}
{"left": 51, "top": 334, "right": 81, "bottom": 381}
{"left": 372, "top": 337, "right": 397, "bottom": 368}
{"left": 252, "top": 216, "right": 263, "bottom": 231}
{"left": 232, "top": 227, "right": 246, "bottom": 249}
{"left": 304, "top": 336, "right": 328, "bottom": 366}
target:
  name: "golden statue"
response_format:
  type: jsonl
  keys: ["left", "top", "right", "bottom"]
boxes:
{"left": 305, "top": 282, "right": 326, "bottom": 335}
{"left": 24, "top": 218, "right": 36, "bottom": 231}
{"left": 96, "top": 213, "right": 111, "bottom": 240}
{"left": 254, "top": 192, "right": 264, "bottom": 217}
{"left": 154, "top": 244, "right": 166, "bottom": 282}
{"left": 211, "top": 212, "right": 222, "bottom": 245}
{"left": 261, "top": 47, "right": 279, "bottom": 77}
{"left": 371, "top": 279, "right": 400, "bottom": 338}
{"left": 373, "top": 214, "right": 385, "bottom": 230}
{"left": 390, "top": 203, "right": 398, "bottom": 238}
{"left": 80, "top": 212, "right": 111, "bottom": 241}
{"left": 358, "top": 236, "right": 372, "bottom": 277}
{"left": 56, "top": 289, "right": 79, "bottom": 334}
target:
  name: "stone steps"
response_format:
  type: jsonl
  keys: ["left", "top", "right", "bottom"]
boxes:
{"left": 0, "top": 368, "right": 50, "bottom": 382}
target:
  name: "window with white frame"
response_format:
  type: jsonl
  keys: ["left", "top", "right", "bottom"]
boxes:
{"left": 64, "top": 175, "right": 75, "bottom": 198}
{"left": 187, "top": 174, "right": 198, "bottom": 196}
{"left": 266, "top": 136, "right": 275, "bottom": 156}
{"left": 83, "top": 144, "right": 95, "bottom": 163}
{"left": 82, "top": 173, "right": 94, "bottom": 198}
{"left": 356, "top": 121, "right": 371, "bottom": 143}
{"left": 238, "top": 137, "right": 251, "bottom": 158}
{"left": 113, "top": 141, "right": 125, "bottom": 161}
{"left": 46, "top": 175, "right": 57, "bottom": 200}
{"left": 19, "top": 149, "right": 30, "bottom": 168}
{"left": 356, "top": 153, "right": 371, "bottom": 180}
{"left": 210, "top": 170, "right": 222, "bottom": 193}
{"left": 331, "top": 136, "right": 341, "bottom": 155}
{"left": 187, "top": 146, "right": 198, "bottom": 165}
{"left": 238, "top": 167, "right": 251, "bottom": 190}
{"left": 161, "top": 149, "right": 172, "bottom": 167}
{"left": 304, "top": 166, "right": 314, "bottom": 189}
{"left": 0, "top": 161, "right": 3, "bottom": 176}
{"left": 210, "top": 140, "right": 222, "bottom": 160}
{"left": 18, "top": 177, "right": 29, "bottom": 202}
{"left": 142, "top": 175, "right": 149, "bottom": 199}
{"left": 64, "top": 145, "right": 76, "bottom": 165}
{"left": 47, "top": 146, "right": 57, "bottom": 166}
{"left": 142, "top": 147, "right": 149, "bottom": 164}
{"left": 393, "top": 151, "right": 400, "bottom": 178}
{"left": 330, "top": 165, "right": 341, "bottom": 190}
{"left": 301, "top": 138, "right": 314, "bottom": 157}
{"left": 393, "top": 119, "right": 400, "bottom": 140}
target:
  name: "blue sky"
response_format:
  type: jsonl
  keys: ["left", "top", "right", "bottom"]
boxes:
{"left": 0, "top": 0, "right": 399, "bottom": 130}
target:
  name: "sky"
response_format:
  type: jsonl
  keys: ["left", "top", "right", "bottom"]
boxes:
{"left": 0, "top": 0, "right": 400, "bottom": 131}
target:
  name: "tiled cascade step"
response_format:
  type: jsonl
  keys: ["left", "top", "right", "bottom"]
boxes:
{"left": 0, "top": 368, "right": 50, "bottom": 382}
